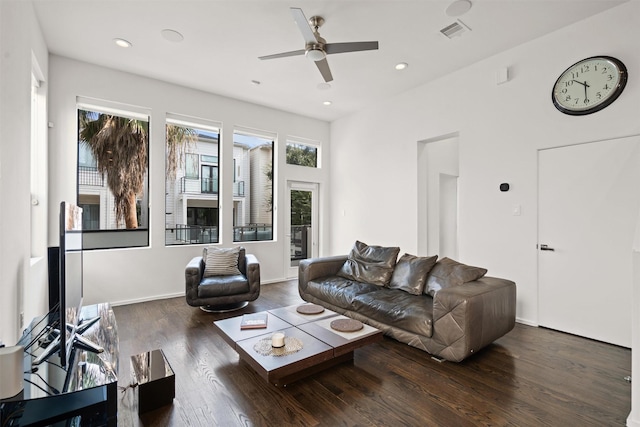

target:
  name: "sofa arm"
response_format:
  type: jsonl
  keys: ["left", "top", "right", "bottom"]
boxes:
{"left": 429, "top": 276, "right": 516, "bottom": 362}
{"left": 298, "top": 255, "right": 347, "bottom": 293}
{"left": 185, "top": 256, "right": 204, "bottom": 306}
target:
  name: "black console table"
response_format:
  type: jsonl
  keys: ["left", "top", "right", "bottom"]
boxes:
{"left": 0, "top": 303, "right": 118, "bottom": 426}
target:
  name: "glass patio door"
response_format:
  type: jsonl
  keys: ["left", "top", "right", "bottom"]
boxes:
{"left": 286, "top": 181, "right": 318, "bottom": 278}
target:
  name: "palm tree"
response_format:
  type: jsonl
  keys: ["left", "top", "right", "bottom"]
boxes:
{"left": 165, "top": 124, "right": 196, "bottom": 180}
{"left": 79, "top": 111, "right": 148, "bottom": 229}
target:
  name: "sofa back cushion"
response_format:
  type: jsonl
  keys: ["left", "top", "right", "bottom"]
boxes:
{"left": 337, "top": 240, "right": 400, "bottom": 286}
{"left": 425, "top": 257, "right": 487, "bottom": 296}
{"left": 388, "top": 253, "right": 438, "bottom": 295}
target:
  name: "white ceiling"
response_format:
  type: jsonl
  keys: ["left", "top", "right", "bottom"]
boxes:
{"left": 32, "top": 0, "right": 625, "bottom": 122}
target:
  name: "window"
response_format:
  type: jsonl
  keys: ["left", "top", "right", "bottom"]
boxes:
{"left": 201, "top": 165, "right": 218, "bottom": 194}
{"left": 185, "top": 153, "right": 199, "bottom": 179}
{"left": 233, "top": 129, "right": 274, "bottom": 242}
{"left": 77, "top": 101, "right": 150, "bottom": 249}
{"left": 165, "top": 115, "right": 220, "bottom": 245}
{"left": 286, "top": 141, "right": 318, "bottom": 168}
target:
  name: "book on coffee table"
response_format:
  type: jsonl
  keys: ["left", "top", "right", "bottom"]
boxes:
{"left": 240, "top": 312, "right": 268, "bottom": 330}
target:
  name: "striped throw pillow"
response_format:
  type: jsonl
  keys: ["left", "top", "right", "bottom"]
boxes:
{"left": 203, "top": 247, "right": 241, "bottom": 277}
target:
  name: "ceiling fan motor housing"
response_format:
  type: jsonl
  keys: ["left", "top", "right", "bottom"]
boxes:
{"left": 305, "top": 40, "right": 326, "bottom": 61}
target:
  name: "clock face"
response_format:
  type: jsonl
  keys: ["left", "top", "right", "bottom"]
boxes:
{"left": 552, "top": 56, "right": 627, "bottom": 115}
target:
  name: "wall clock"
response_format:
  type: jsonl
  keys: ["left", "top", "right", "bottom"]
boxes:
{"left": 552, "top": 56, "right": 627, "bottom": 116}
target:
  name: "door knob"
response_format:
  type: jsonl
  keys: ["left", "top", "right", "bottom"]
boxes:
{"left": 540, "top": 244, "right": 555, "bottom": 251}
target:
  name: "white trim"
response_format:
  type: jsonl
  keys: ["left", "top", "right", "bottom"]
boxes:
{"left": 516, "top": 317, "right": 538, "bottom": 327}
{"left": 76, "top": 96, "right": 150, "bottom": 121}
{"left": 166, "top": 113, "right": 221, "bottom": 132}
{"left": 234, "top": 125, "right": 277, "bottom": 141}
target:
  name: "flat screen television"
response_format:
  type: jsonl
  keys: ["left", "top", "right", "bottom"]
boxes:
{"left": 59, "top": 201, "right": 84, "bottom": 368}
{"left": 37, "top": 202, "right": 84, "bottom": 368}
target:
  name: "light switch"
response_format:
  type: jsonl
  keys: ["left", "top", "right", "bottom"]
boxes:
{"left": 512, "top": 205, "right": 521, "bottom": 216}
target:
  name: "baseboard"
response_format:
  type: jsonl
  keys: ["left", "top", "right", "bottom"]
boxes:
{"left": 110, "top": 292, "right": 185, "bottom": 307}
{"left": 109, "top": 279, "right": 286, "bottom": 307}
{"left": 627, "top": 412, "right": 640, "bottom": 427}
{"left": 515, "top": 317, "right": 538, "bottom": 327}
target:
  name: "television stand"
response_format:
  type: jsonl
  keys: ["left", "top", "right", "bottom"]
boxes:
{"left": 32, "top": 315, "right": 104, "bottom": 366}
{"left": 0, "top": 303, "right": 118, "bottom": 426}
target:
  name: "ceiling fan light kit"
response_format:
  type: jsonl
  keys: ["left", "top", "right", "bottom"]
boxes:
{"left": 258, "top": 7, "right": 379, "bottom": 83}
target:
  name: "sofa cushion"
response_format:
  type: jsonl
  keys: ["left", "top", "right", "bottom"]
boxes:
{"left": 425, "top": 257, "right": 488, "bottom": 296}
{"left": 306, "top": 276, "right": 380, "bottom": 308}
{"left": 337, "top": 240, "right": 400, "bottom": 286}
{"left": 388, "top": 253, "right": 438, "bottom": 295}
{"left": 353, "top": 289, "right": 434, "bottom": 338}
{"left": 203, "top": 247, "right": 242, "bottom": 277}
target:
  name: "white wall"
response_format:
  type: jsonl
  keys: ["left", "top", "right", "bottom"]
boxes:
{"left": 0, "top": 1, "right": 48, "bottom": 344}
{"left": 48, "top": 56, "right": 330, "bottom": 307}
{"left": 329, "top": 2, "right": 639, "bottom": 326}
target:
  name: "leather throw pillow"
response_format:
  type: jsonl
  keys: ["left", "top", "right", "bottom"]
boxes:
{"left": 337, "top": 240, "right": 400, "bottom": 286}
{"left": 388, "top": 253, "right": 438, "bottom": 295}
{"left": 425, "top": 257, "right": 487, "bottom": 296}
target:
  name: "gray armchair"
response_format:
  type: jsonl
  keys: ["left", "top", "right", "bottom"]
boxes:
{"left": 185, "top": 247, "right": 260, "bottom": 312}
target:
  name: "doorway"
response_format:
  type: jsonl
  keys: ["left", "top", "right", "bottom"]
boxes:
{"left": 538, "top": 135, "right": 640, "bottom": 347}
{"left": 286, "top": 181, "right": 319, "bottom": 278}
{"left": 417, "top": 135, "right": 459, "bottom": 257}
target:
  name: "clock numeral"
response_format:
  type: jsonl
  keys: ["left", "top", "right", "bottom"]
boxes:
{"left": 596, "top": 92, "right": 602, "bottom": 100}
{"left": 561, "top": 88, "right": 568, "bottom": 94}
{"left": 601, "top": 67, "right": 608, "bottom": 74}
{"left": 607, "top": 74, "right": 614, "bottom": 81}
{"left": 565, "top": 95, "right": 571, "bottom": 102}
{"left": 574, "top": 98, "right": 580, "bottom": 105}
{"left": 564, "top": 80, "right": 574, "bottom": 87}
{"left": 583, "top": 98, "right": 590, "bottom": 105}
{"left": 603, "top": 84, "right": 610, "bottom": 90}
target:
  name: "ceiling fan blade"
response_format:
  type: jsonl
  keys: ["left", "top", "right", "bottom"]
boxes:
{"left": 324, "top": 41, "right": 379, "bottom": 55}
{"left": 259, "top": 49, "right": 306, "bottom": 60}
{"left": 315, "top": 58, "right": 333, "bottom": 82}
{"left": 290, "top": 7, "right": 318, "bottom": 45}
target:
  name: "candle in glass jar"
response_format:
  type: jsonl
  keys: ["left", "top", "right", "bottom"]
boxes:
{"left": 272, "top": 332, "right": 285, "bottom": 348}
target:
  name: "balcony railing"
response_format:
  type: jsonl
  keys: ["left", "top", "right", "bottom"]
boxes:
{"left": 166, "top": 224, "right": 218, "bottom": 245}
{"left": 165, "top": 223, "right": 273, "bottom": 245}
{"left": 233, "top": 224, "right": 272, "bottom": 242}
{"left": 179, "top": 177, "right": 245, "bottom": 197}
{"left": 290, "top": 225, "right": 311, "bottom": 260}
{"left": 78, "top": 166, "right": 104, "bottom": 187}
{"left": 234, "top": 181, "right": 245, "bottom": 197}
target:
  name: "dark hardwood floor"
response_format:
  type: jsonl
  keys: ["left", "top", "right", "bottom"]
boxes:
{"left": 113, "top": 280, "right": 631, "bottom": 426}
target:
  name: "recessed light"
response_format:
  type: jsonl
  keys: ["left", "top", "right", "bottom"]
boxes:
{"left": 323, "top": 101, "right": 332, "bottom": 106}
{"left": 113, "top": 38, "right": 132, "bottom": 48}
{"left": 446, "top": 0, "right": 472, "bottom": 17}
{"left": 395, "top": 62, "right": 408, "bottom": 70}
{"left": 161, "top": 29, "right": 184, "bottom": 43}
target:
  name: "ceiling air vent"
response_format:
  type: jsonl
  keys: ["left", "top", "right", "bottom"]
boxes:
{"left": 440, "top": 19, "right": 471, "bottom": 39}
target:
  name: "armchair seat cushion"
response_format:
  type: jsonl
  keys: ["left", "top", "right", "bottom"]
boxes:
{"left": 198, "top": 275, "right": 249, "bottom": 298}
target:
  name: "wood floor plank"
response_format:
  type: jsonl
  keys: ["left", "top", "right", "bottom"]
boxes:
{"left": 113, "top": 279, "right": 631, "bottom": 426}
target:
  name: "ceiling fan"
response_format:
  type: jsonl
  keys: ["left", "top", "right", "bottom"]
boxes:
{"left": 259, "top": 7, "right": 379, "bottom": 82}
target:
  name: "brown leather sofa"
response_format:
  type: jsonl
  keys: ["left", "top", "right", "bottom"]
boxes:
{"left": 298, "top": 253, "right": 516, "bottom": 362}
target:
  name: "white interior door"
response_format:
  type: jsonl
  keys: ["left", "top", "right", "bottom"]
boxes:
{"left": 285, "top": 181, "right": 319, "bottom": 278}
{"left": 538, "top": 135, "right": 640, "bottom": 347}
